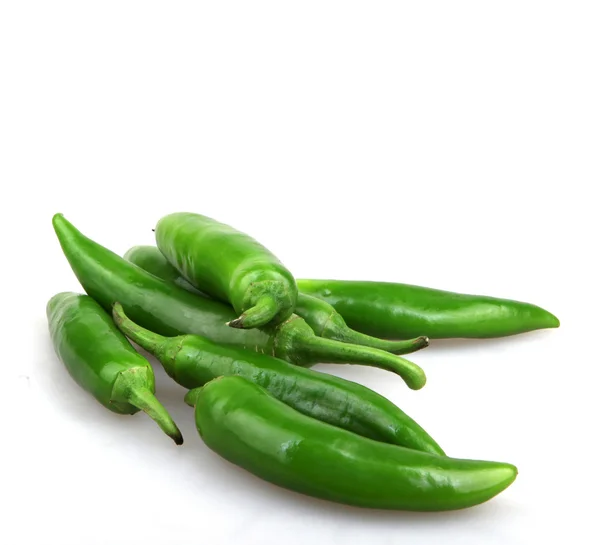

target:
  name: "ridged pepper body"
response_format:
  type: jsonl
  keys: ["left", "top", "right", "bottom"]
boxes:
{"left": 124, "top": 245, "right": 428, "bottom": 355}
{"left": 192, "top": 377, "right": 517, "bottom": 511}
{"left": 46, "top": 292, "right": 183, "bottom": 444}
{"left": 156, "top": 213, "right": 297, "bottom": 329}
{"left": 52, "top": 215, "right": 426, "bottom": 389}
{"left": 112, "top": 303, "right": 444, "bottom": 455}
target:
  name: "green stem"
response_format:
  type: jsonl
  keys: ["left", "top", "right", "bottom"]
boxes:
{"left": 127, "top": 386, "right": 184, "bottom": 445}
{"left": 112, "top": 369, "right": 183, "bottom": 445}
{"left": 184, "top": 379, "right": 225, "bottom": 407}
{"left": 298, "top": 336, "right": 427, "bottom": 390}
{"left": 295, "top": 293, "right": 429, "bottom": 355}
{"left": 112, "top": 302, "right": 167, "bottom": 356}
{"left": 334, "top": 329, "right": 430, "bottom": 355}
{"left": 184, "top": 388, "right": 201, "bottom": 407}
{"left": 228, "top": 295, "right": 278, "bottom": 329}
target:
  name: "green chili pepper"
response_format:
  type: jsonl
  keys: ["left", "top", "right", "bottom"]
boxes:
{"left": 46, "top": 292, "right": 183, "bottom": 445}
{"left": 187, "top": 376, "right": 517, "bottom": 511}
{"left": 298, "top": 279, "right": 560, "bottom": 340}
{"left": 124, "top": 245, "right": 205, "bottom": 295}
{"left": 52, "top": 214, "right": 426, "bottom": 389}
{"left": 124, "top": 245, "right": 429, "bottom": 356}
{"left": 155, "top": 212, "right": 297, "bottom": 329}
{"left": 112, "top": 303, "right": 443, "bottom": 455}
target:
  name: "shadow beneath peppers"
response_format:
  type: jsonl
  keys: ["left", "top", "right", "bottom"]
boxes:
{"left": 269, "top": 481, "right": 515, "bottom": 524}
{"left": 184, "top": 442, "right": 517, "bottom": 531}
{"left": 420, "top": 328, "right": 558, "bottom": 356}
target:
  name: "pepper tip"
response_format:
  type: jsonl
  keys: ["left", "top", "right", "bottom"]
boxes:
{"left": 409, "top": 368, "right": 427, "bottom": 390}
{"left": 51, "top": 212, "right": 65, "bottom": 228}
{"left": 227, "top": 317, "right": 245, "bottom": 329}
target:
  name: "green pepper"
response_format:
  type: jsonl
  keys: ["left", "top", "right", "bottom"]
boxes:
{"left": 187, "top": 376, "right": 517, "bottom": 511}
{"left": 155, "top": 212, "right": 297, "bottom": 329}
{"left": 124, "top": 245, "right": 429, "bottom": 355}
{"left": 295, "top": 293, "right": 429, "bottom": 354}
{"left": 298, "top": 279, "right": 560, "bottom": 339}
{"left": 52, "top": 214, "right": 426, "bottom": 389}
{"left": 112, "top": 303, "right": 443, "bottom": 455}
{"left": 47, "top": 292, "right": 183, "bottom": 444}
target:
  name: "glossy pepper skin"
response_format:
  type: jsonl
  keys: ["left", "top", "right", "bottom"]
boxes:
{"left": 52, "top": 214, "right": 426, "bottom": 389}
{"left": 46, "top": 292, "right": 183, "bottom": 445}
{"left": 189, "top": 377, "right": 517, "bottom": 511}
{"left": 112, "top": 303, "right": 444, "bottom": 455}
{"left": 298, "top": 279, "right": 560, "bottom": 340}
{"left": 124, "top": 245, "right": 429, "bottom": 356}
{"left": 155, "top": 212, "right": 298, "bottom": 329}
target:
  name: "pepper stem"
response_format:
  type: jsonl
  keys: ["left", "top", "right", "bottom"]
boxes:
{"left": 334, "top": 329, "right": 430, "bottom": 355}
{"left": 127, "top": 387, "right": 184, "bottom": 445}
{"left": 112, "top": 370, "right": 183, "bottom": 445}
{"left": 227, "top": 295, "right": 279, "bottom": 329}
{"left": 184, "top": 387, "right": 202, "bottom": 407}
{"left": 298, "top": 336, "right": 427, "bottom": 390}
{"left": 295, "top": 293, "right": 430, "bottom": 355}
{"left": 112, "top": 303, "right": 167, "bottom": 356}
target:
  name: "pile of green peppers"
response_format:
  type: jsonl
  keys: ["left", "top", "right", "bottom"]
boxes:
{"left": 48, "top": 212, "right": 559, "bottom": 512}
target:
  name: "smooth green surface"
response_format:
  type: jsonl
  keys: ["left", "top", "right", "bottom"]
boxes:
{"left": 113, "top": 303, "right": 443, "bottom": 455}
{"left": 193, "top": 377, "right": 517, "bottom": 511}
{"left": 298, "top": 279, "right": 560, "bottom": 339}
{"left": 124, "top": 245, "right": 429, "bottom": 355}
{"left": 46, "top": 292, "right": 183, "bottom": 444}
{"left": 155, "top": 212, "right": 297, "bottom": 329}
{"left": 124, "top": 245, "right": 203, "bottom": 294}
{"left": 51, "top": 214, "right": 426, "bottom": 389}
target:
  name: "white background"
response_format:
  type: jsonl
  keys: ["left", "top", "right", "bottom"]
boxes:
{"left": 1, "top": 2, "right": 599, "bottom": 544}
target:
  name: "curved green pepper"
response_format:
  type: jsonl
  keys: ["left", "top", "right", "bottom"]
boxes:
{"left": 188, "top": 376, "right": 517, "bottom": 511}
{"left": 52, "top": 214, "right": 426, "bottom": 389}
{"left": 124, "top": 245, "right": 429, "bottom": 355}
{"left": 112, "top": 303, "right": 444, "bottom": 455}
{"left": 156, "top": 212, "right": 297, "bottom": 329}
{"left": 298, "top": 279, "right": 560, "bottom": 339}
{"left": 47, "top": 292, "right": 183, "bottom": 444}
